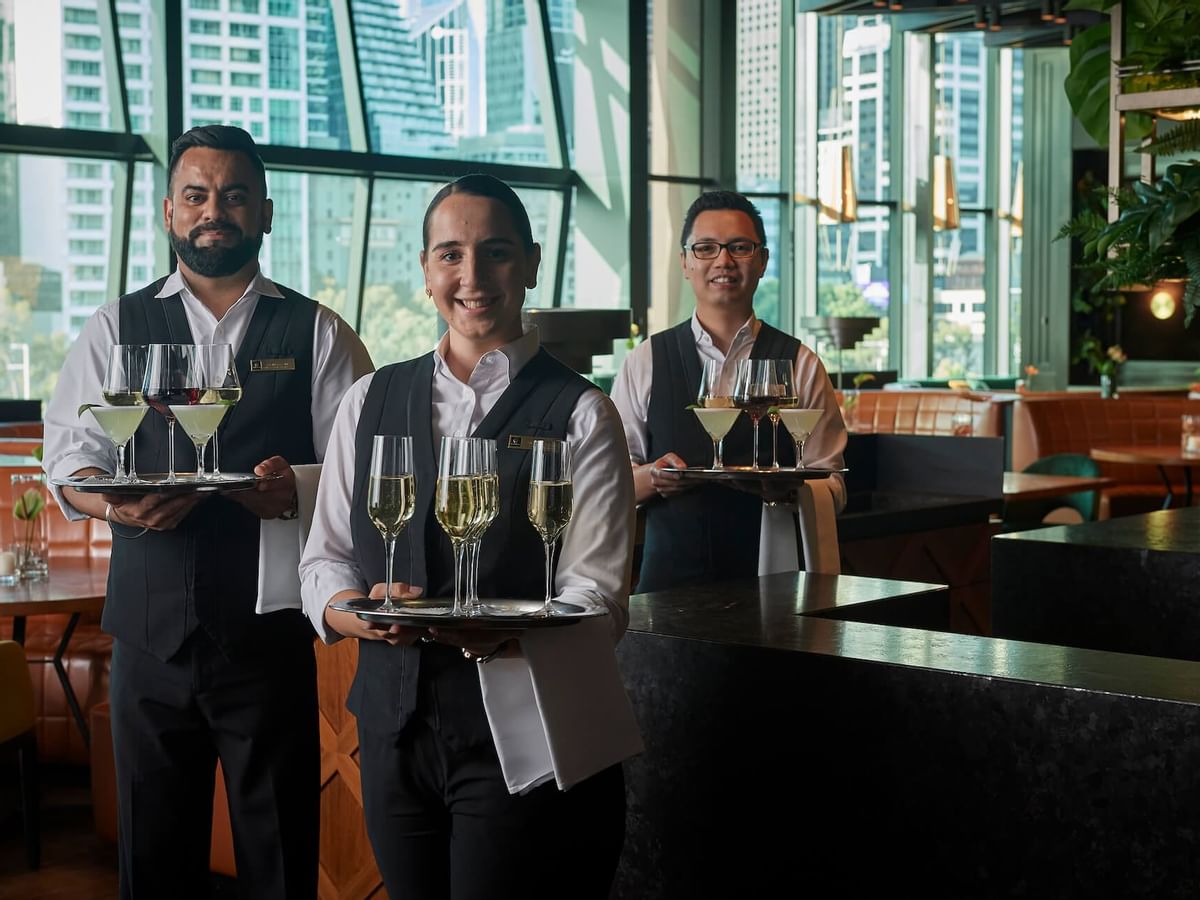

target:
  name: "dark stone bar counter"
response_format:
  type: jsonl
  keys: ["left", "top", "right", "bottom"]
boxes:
{"left": 992, "top": 506, "right": 1200, "bottom": 659}
{"left": 615, "top": 573, "right": 1200, "bottom": 898}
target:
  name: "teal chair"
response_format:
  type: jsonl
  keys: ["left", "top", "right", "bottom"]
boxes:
{"left": 1003, "top": 453, "right": 1103, "bottom": 530}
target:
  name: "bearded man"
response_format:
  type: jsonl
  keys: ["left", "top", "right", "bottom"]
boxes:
{"left": 43, "top": 125, "right": 373, "bottom": 899}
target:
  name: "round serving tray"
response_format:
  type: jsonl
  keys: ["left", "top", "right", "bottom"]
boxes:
{"left": 329, "top": 596, "right": 607, "bottom": 630}
{"left": 52, "top": 472, "right": 277, "bottom": 496}
{"left": 660, "top": 466, "right": 848, "bottom": 483}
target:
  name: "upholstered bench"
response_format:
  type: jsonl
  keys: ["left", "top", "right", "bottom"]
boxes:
{"left": 844, "top": 389, "right": 1005, "bottom": 437}
{"left": 1011, "top": 395, "right": 1200, "bottom": 517}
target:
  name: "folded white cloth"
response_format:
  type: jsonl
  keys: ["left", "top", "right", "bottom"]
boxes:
{"left": 757, "top": 480, "right": 840, "bottom": 576}
{"left": 256, "top": 463, "right": 323, "bottom": 614}
{"left": 479, "top": 614, "right": 644, "bottom": 794}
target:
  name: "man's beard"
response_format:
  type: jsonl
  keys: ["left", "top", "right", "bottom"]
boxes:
{"left": 169, "top": 221, "right": 263, "bottom": 278}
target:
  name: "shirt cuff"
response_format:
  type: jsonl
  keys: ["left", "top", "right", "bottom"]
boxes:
{"left": 301, "top": 565, "right": 368, "bottom": 645}
{"left": 47, "top": 452, "right": 115, "bottom": 521}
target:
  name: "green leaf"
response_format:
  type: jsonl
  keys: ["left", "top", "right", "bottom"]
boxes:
{"left": 31, "top": 445, "right": 42, "bottom": 463}
{"left": 13, "top": 488, "right": 44, "bottom": 521}
{"left": 686, "top": 403, "right": 701, "bottom": 409}
{"left": 1064, "top": 22, "right": 1113, "bottom": 148}
{"left": 77, "top": 403, "right": 99, "bottom": 418}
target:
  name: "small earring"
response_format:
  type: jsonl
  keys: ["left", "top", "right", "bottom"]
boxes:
{"left": 425, "top": 287, "right": 432, "bottom": 298}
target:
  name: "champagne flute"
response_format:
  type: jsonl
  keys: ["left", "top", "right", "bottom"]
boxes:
{"left": 436, "top": 436, "right": 480, "bottom": 617}
{"left": 778, "top": 409, "right": 823, "bottom": 469}
{"left": 733, "top": 359, "right": 779, "bottom": 471}
{"left": 694, "top": 358, "right": 739, "bottom": 470}
{"left": 467, "top": 440, "right": 499, "bottom": 616}
{"left": 527, "top": 439, "right": 572, "bottom": 616}
{"left": 368, "top": 435, "right": 417, "bottom": 613}
{"left": 142, "top": 344, "right": 197, "bottom": 483}
{"left": 195, "top": 343, "right": 241, "bottom": 480}
{"left": 101, "top": 344, "right": 148, "bottom": 482}
{"left": 766, "top": 359, "right": 798, "bottom": 470}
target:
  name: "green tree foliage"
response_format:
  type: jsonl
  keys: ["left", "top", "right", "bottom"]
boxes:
{"left": 313, "top": 278, "right": 439, "bottom": 366}
{"left": 0, "top": 286, "right": 71, "bottom": 410}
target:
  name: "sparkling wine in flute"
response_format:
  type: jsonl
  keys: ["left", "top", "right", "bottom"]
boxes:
{"left": 527, "top": 439, "right": 572, "bottom": 616}
{"left": 528, "top": 480, "right": 572, "bottom": 543}
{"left": 368, "top": 473, "right": 416, "bottom": 537}
{"left": 472, "top": 473, "right": 500, "bottom": 538}
{"left": 436, "top": 475, "right": 479, "bottom": 541}
{"left": 369, "top": 435, "right": 417, "bottom": 613}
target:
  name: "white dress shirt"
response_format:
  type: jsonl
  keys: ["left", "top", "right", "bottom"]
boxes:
{"left": 43, "top": 268, "right": 374, "bottom": 520}
{"left": 299, "top": 327, "right": 635, "bottom": 643}
{"left": 299, "top": 328, "right": 642, "bottom": 793}
{"left": 609, "top": 311, "right": 847, "bottom": 508}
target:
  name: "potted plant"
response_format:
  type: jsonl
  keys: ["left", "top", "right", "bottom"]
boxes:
{"left": 1073, "top": 336, "right": 1127, "bottom": 397}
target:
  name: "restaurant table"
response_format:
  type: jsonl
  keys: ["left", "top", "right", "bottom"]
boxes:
{"left": 1002, "top": 471, "right": 1115, "bottom": 502}
{"left": 0, "top": 557, "right": 107, "bottom": 746}
{"left": 1090, "top": 444, "right": 1200, "bottom": 508}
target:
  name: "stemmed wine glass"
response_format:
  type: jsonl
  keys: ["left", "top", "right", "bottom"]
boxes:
{"left": 733, "top": 359, "right": 783, "bottom": 471}
{"left": 196, "top": 343, "right": 241, "bottom": 480}
{"left": 765, "top": 359, "right": 798, "bottom": 470}
{"left": 143, "top": 343, "right": 197, "bottom": 483}
{"left": 97, "top": 344, "right": 149, "bottom": 483}
{"left": 170, "top": 345, "right": 235, "bottom": 480}
{"left": 466, "top": 440, "right": 499, "bottom": 616}
{"left": 693, "top": 359, "right": 740, "bottom": 470}
{"left": 367, "top": 435, "right": 417, "bottom": 613}
{"left": 778, "top": 409, "right": 823, "bottom": 469}
{"left": 527, "top": 439, "right": 573, "bottom": 616}
{"left": 436, "top": 436, "right": 481, "bottom": 617}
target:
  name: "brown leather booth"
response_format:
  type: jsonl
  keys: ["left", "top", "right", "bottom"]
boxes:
{"left": 846, "top": 389, "right": 1005, "bottom": 437}
{"left": 1011, "top": 395, "right": 1200, "bottom": 516}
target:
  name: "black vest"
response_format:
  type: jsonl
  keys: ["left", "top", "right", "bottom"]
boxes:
{"left": 105, "top": 276, "right": 318, "bottom": 661}
{"left": 347, "top": 348, "right": 590, "bottom": 738}
{"left": 636, "top": 319, "right": 801, "bottom": 593}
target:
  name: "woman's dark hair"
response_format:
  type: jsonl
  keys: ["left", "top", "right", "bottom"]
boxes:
{"left": 422, "top": 174, "right": 535, "bottom": 252}
{"left": 168, "top": 124, "right": 268, "bottom": 195}
{"left": 680, "top": 190, "right": 766, "bottom": 248}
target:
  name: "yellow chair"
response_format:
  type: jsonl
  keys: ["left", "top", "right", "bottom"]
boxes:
{"left": 0, "top": 639, "right": 39, "bottom": 868}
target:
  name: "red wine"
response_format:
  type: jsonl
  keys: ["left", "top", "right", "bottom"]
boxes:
{"left": 144, "top": 387, "right": 200, "bottom": 420}
{"left": 734, "top": 395, "right": 775, "bottom": 419}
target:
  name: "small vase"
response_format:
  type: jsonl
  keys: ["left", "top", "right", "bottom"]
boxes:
{"left": 10, "top": 473, "right": 49, "bottom": 581}
{"left": 1100, "top": 373, "right": 1118, "bottom": 400}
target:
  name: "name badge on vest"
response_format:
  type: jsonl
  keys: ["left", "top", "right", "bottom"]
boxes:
{"left": 250, "top": 357, "right": 296, "bottom": 372}
{"left": 506, "top": 435, "right": 538, "bottom": 450}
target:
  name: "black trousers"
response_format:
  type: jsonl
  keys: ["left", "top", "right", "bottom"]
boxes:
{"left": 109, "top": 614, "right": 319, "bottom": 900}
{"left": 358, "top": 717, "right": 626, "bottom": 900}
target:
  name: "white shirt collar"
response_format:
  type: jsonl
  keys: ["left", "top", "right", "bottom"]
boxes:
{"left": 689, "top": 310, "right": 760, "bottom": 348}
{"left": 432, "top": 327, "right": 542, "bottom": 387}
{"left": 154, "top": 267, "right": 284, "bottom": 303}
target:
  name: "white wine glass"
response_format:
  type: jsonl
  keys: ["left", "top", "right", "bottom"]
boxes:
{"left": 142, "top": 343, "right": 198, "bottom": 483}
{"left": 778, "top": 409, "right": 823, "bottom": 469}
{"left": 733, "top": 359, "right": 781, "bottom": 471}
{"left": 368, "top": 435, "right": 417, "bottom": 614}
{"left": 766, "top": 359, "right": 798, "bottom": 470}
{"left": 693, "top": 358, "right": 739, "bottom": 470}
{"left": 527, "top": 439, "right": 572, "bottom": 616}
{"left": 467, "top": 440, "right": 499, "bottom": 616}
{"left": 436, "top": 436, "right": 481, "bottom": 617}
{"left": 195, "top": 343, "right": 241, "bottom": 479}
{"left": 100, "top": 344, "right": 148, "bottom": 482}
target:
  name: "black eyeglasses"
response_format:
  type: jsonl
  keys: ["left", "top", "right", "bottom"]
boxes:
{"left": 685, "top": 240, "right": 762, "bottom": 260}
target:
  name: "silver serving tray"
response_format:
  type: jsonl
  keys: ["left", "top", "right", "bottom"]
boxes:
{"left": 52, "top": 472, "right": 277, "bottom": 495}
{"left": 330, "top": 596, "right": 607, "bottom": 629}
{"left": 660, "top": 466, "right": 848, "bottom": 483}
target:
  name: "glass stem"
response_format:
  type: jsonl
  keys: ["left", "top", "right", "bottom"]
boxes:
{"left": 542, "top": 539, "right": 555, "bottom": 615}
{"left": 770, "top": 418, "right": 780, "bottom": 469}
{"left": 712, "top": 436, "right": 723, "bottom": 470}
{"left": 115, "top": 444, "right": 128, "bottom": 483}
{"left": 166, "top": 420, "right": 177, "bottom": 482}
{"left": 212, "top": 429, "right": 221, "bottom": 478}
{"left": 452, "top": 542, "right": 466, "bottom": 617}
{"left": 382, "top": 534, "right": 397, "bottom": 611}
{"left": 751, "top": 416, "right": 761, "bottom": 470}
{"left": 195, "top": 442, "right": 207, "bottom": 479}
{"left": 128, "top": 436, "right": 137, "bottom": 481}
{"left": 467, "top": 540, "right": 480, "bottom": 616}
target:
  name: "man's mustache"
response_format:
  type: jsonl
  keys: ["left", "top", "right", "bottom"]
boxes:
{"left": 189, "top": 222, "right": 243, "bottom": 241}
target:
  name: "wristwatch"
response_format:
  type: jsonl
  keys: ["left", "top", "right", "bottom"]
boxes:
{"left": 278, "top": 492, "right": 299, "bottom": 520}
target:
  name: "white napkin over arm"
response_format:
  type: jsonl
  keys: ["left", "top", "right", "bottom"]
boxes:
{"left": 757, "top": 480, "right": 841, "bottom": 576}
{"left": 256, "top": 463, "right": 323, "bottom": 614}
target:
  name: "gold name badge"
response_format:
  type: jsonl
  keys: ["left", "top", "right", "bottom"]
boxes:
{"left": 250, "top": 358, "right": 296, "bottom": 372}
{"left": 507, "top": 435, "right": 537, "bottom": 450}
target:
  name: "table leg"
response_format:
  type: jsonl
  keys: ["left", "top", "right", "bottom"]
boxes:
{"left": 12, "top": 615, "right": 26, "bottom": 645}
{"left": 1186, "top": 468, "right": 1194, "bottom": 507}
{"left": 53, "top": 612, "right": 90, "bottom": 748}
{"left": 1157, "top": 466, "right": 1175, "bottom": 510}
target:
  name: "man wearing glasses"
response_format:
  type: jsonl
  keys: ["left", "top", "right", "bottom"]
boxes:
{"left": 610, "top": 190, "right": 846, "bottom": 592}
